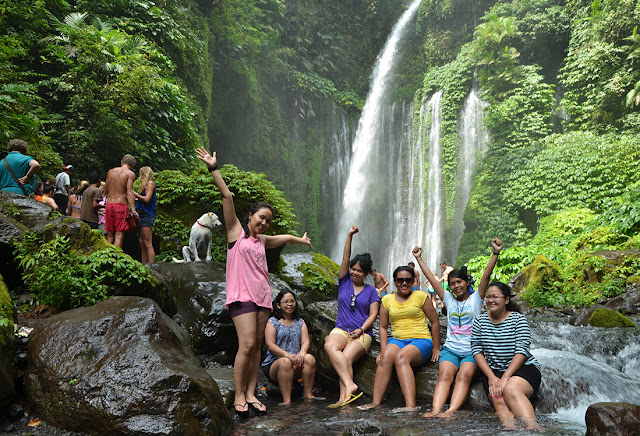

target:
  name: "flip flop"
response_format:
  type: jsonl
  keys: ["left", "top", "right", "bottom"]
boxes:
{"left": 248, "top": 401, "right": 267, "bottom": 415}
{"left": 327, "top": 392, "right": 363, "bottom": 408}
{"left": 232, "top": 403, "right": 249, "bottom": 418}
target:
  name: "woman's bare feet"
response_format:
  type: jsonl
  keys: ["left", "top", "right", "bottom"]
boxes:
{"left": 356, "top": 403, "right": 379, "bottom": 411}
{"left": 392, "top": 406, "right": 419, "bottom": 413}
{"left": 303, "top": 395, "right": 326, "bottom": 401}
{"left": 422, "top": 410, "right": 441, "bottom": 418}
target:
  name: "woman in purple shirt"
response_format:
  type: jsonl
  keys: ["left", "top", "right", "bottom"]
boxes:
{"left": 324, "top": 226, "right": 380, "bottom": 407}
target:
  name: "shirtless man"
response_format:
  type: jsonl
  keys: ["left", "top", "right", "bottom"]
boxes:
{"left": 104, "top": 154, "right": 137, "bottom": 247}
{"left": 371, "top": 268, "right": 390, "bottom": 297}
{"left": 407, "top": 261, "right": 421, "bottom": 291}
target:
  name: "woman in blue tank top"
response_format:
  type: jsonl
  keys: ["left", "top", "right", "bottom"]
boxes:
{"left": 134, "top": 166, "right": 156, "bottom": 263}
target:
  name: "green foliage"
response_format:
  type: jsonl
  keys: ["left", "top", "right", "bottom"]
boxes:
{"left": 154, "top": 165, "right": 298, "bottom": 262}
{"left": 595, "top": 181, "right": 640, "bottom": 236}
{"left": 14, "top": 233, "right": 154, "bottom": 310}
{"left": 532, "top": 208, "right": 597, "bottom": 247}
{"left": 0, "top": 276, "right": 15, "bottom": 344}
{"left": 519, "top": 255, "right": 566, "bottom": 307}
{"left": 504, "top": 131, "right": 640, "bottom": 218}
{"left": 299, "top": 253, "right": 339, "bottom": 296}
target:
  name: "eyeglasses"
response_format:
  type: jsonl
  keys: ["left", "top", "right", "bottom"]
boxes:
{"left": 350, "top": 294, "right": 356, "bottom": 310}
{"left": 280, "top": 299, "right": 296, "bottom": 305}
{"left": 485, "top": 295, "right": 505, "bottom": 301}
{"left": 395, "top": 277, "right": 413, "bottom": 284}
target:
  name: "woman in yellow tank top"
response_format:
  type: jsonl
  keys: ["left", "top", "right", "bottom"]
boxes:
{"left": 358, "top": 265, "right": 440, "bottom": 411}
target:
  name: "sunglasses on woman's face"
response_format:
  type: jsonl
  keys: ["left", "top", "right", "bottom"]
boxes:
{"left": 395, "top": 277, "right": 413, "bottom": 284}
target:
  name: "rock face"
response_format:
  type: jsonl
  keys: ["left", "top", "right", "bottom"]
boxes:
{"left": 0, "top": 274, "right": 16, "bottom": 409}
{"left": 150, "top": 261, "right": 296, "bottom": 357}
{"left": 585, "top": 402, "right": 640, "bottom": 436}
{"left": 25, "top": 296, "right": 233, "bottom": 436}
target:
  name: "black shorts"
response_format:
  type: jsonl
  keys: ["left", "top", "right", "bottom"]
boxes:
{"left": 481, "top": 364, "right": 542, "bottom": 398}
{"left": 262, "top": 361, "right": 274, "bottom": 381}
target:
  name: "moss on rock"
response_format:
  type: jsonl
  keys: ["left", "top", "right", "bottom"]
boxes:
{"left": 299, "top": 253, "right": 339, "bottom": 298}
{"left": 588, "top": 308, "right": 636, "bottom": 328}
{"left": 0, "top": 275, "right": 15, "bottom": 347}
{"left": 519, "top": 255, "right": 564, "bottom": 307}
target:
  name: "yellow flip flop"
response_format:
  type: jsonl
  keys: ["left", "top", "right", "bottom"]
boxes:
{"left": 327, "top": 392, "right": 363, "bottom": 408}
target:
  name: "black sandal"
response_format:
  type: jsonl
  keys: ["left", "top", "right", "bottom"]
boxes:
{"left": 233, "top": 403, "right": 250, "bottom": 418}
{"left": 248, "top": 401, "right": 267, "bottom": 415}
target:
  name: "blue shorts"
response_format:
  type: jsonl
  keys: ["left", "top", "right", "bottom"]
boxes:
{"left": 137, "top": 210, "right": 155, "bottom": 228}
{"left": 439, "top": 346, "right": 476, "bottom": 368}
{"left": 388, "top": 337, "right": 433, "bottom": 364}
{"left": 411, "top": 285, "right": 419, "bottom": 291}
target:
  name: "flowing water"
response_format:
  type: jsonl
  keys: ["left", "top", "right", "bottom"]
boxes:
{"left": 231, "top": 318, "right": 640, "bottom": 435}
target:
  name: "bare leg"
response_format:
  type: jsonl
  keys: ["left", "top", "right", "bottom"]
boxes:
{"left": 138, "top": 226, "right": 154, "bottom": 263}
{"left": 324, "top": 334, "right": 365, "bottom": 404}
{"left": 301, "top": 354, "right": 323, "bottom": 400}
{"left": 231, "top": 312, "right": 258, "bottom": 413}
{"left": 362, "top": 345, "right": 401, "bottom": 408}
{"left": 113, "top": 231, "right": 125, "bottom": 248}
{"left": 491, "top": 395, "right": 516, "bottom": 430}
{"left": 424, "top": 361, "right": 458, "bottom": 418}
{"left": 394, "top": 345, "right": 424, "bottom": 408}
{"left": 270, "top": 357, "right": 295, "bottom": 404}
{"left": 106, "top": 232, "right": 115, "bottom": 244}
{"left": 441, "top": 362, "right": 477, "bottom": 416}
{"left": 503, "top": 376, "right": 542, "bottom": 430}
{"left": 245, "top": 310, "right": 270, "bottom": 411}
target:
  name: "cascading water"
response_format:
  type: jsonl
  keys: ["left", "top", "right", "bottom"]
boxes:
{"left": 332, "top": 0, "right": 423, "bottom": 274}
{"left": 447, "top": 86, "right": 488, "bottom": 264}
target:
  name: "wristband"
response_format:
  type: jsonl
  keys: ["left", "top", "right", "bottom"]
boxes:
{"left": 208, "top": 165, "right": 218, "bottom": 172}
{"left": 493, "top": 251, "right": 500, "bottom": 255}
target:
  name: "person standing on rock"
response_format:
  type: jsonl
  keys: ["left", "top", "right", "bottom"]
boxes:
{"left": 133, "top": 166, "right": 156, "bottom": 264}
{"left": 197, "top": 147, "right": 312, "bottom": 418}
{"left": 415, "top": 239, "right": 501, "bottom": 419}
{"left": 324, "top": 226, "right": 380, "bottom": 408}
{"left": 54, "top": 164, "right": 75, "bottom": 213}
{"left": 104, "top": 154, "right": 137, "bottom": 247}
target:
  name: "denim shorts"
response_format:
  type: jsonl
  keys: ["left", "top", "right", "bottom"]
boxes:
{"left": 138, "top": 210, "right": 155, "bottom": 228}
{"left": 439, "top": 346, "right": 477, "bottom": 368}
{"left": 387, "top": 337, "right": 433, "bottom": 363}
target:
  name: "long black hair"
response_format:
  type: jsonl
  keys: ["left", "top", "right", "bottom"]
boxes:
{"left": 488, "top": 281, "right": 520, "bottom": 313}
{"left": 271, "top": 290, "right": 301, "bottom": 320}
{"left": 241, "top": 201, "right": 275, "bottom": 238}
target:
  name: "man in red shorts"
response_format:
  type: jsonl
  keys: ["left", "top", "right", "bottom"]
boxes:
{"left": 104, "top": 154, "right": 137, "bottom": 247}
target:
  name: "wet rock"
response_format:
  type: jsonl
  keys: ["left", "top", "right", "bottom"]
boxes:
{"left": 588, "top": 308, "right": 636, "bottom": 328}
{"left": 571, "top": 305, "right": 605, "bottom": 326}
{"left": 251, "top": 418, "right": 287, "bottom": 433}
{"left": 279, "top": 253, "right": 339, "bottom": 305}
{"left": 150, "top": 262, "right": 295, "bottom": 355}
{"left": 343, "top": 419, "right": 389, "bottom": 436}
{"left": 585, "top": 402, "right": 640, "bottom": 436}
{"left": 0, "top": 352, "right": 15, "bottom": 410}
{"left": 25, "top": 296, "right": 233, "bottom": 436}
{"left": 0, "top": 275, "right": 16, "bottom": 409}
{"left": 206, "top": 367, "right": 235, "bottom": 408}
{"left": 606, "top": 283, "right": 640, "bottom": 315}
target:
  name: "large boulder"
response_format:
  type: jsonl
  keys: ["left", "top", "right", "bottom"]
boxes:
{"left": 585, "top": 402, "right": 640, "bottom": 436}
{"left": 149, "top": 262, "right": 296, "bottom": 357}
{"left": 0, "top": 274, "right": 16, "bottom": 409}
{"left": 588, "top": 308, "right": 636, "bottom": 328}
{"left": 25, "top": 296, "right": 233, "bottom": 436}
{"left": 606, "top": 283, "right": 640, "bottom": 315}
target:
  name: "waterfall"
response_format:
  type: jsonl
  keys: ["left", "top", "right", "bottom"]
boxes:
{"left": 447, "top": 86, "right": 488, "bottom": 264}
{"left": 332, "top": 0, "right": 422, "bottom": 276}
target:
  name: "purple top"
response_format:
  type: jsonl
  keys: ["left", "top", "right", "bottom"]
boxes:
{"left": 335, "top": 274, "right": 379, "bottom": 338}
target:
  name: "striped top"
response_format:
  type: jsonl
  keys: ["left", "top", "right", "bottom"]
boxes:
{"left": 471, "top": 311, "right": 539, "bottom": 371}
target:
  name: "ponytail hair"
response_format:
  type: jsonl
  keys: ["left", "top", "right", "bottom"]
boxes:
{"left": 241, "top": 201, "right": 275, "bottom": 238}
{"left": 350, "top": 253, "right": 373, "bottom": 275}
{"left": 488, "top": 281, "right": 520, "bottom": 313}
{"left": 448, "top": 266, "right": 475, "bottom": 294}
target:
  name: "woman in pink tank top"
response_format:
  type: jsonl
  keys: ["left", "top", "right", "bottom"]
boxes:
{"left": 197, "top": 148, "right": 312, "bottom": 418}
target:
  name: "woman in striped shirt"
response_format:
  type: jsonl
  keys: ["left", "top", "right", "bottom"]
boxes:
{"left": 471, "top": 282, "right": 542, "bottom": 430}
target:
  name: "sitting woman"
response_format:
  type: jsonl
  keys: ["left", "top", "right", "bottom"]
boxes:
{"left": 359, "top": 265, "right": 440, "bottom": 411}
{"left": 414, "top": 239, "right": 502, "bottom": 418}
{"left": 261, "top": 290, "right": 323, "bottom": 405}
{"left": 471, "top": 282, "right": 542, "bottom": 430}
{"left": 324, "top": 225, "right": 380, "bottom": 408}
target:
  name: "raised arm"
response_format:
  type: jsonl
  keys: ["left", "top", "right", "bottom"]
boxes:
{"left": 196, "top": 147, "right": 242, "bottom": 242}
{"left": 477, "top": 238, "right": 503, "bottom": 299}
{"left": 263, "top": 232, "right": 312, "bottom": 249}
{"left": 413, "top": 247, "right": 446, "bottom": 301}
{"left": 339, "top": 226, "right": 358, "bottom": 279}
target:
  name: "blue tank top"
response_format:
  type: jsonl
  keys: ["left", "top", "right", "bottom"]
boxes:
{"left": 135, "top": 188, "right": 156, "bottom": 217}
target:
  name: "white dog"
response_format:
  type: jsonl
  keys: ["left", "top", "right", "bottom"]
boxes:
{"left": 177, "top": 212, "right": 222, "bottom": 262}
